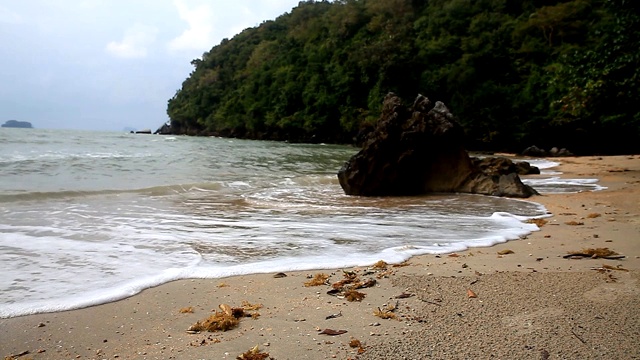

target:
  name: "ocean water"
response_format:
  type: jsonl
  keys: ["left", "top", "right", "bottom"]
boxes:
{"left": 0, "top": 129, "right": 601, "bottom": 318}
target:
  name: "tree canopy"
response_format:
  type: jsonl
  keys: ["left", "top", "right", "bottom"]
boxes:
{"left": 167, "top": 0, "right": 640, "bottom": 154}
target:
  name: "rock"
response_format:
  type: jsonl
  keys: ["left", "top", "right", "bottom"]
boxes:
{"left": 337, "top": 93, "right": 538, "bottom": 198}
{"left": 154, "top": 122, "right": 173, "bottom": 135}
{"left": 2, "top": 120, "right": 33, "bottom": 128}
{"left": 471, "top": 157, "right": 540, "bottom": 176}
{"left": 521, "top": 145, "right": 547, "bottom": 157}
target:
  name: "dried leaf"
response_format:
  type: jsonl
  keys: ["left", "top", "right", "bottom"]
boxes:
{"left": 319, "top": 328, "right": 348, "bottom": 335}
{"left": 467, "top": 289, "right": 477, "bottom": 298}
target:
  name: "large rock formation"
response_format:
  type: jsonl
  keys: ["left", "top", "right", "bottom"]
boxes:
{"left": 337, "top": 93, "right": 538, "bottom": 198}
{"left": 2, "top": 120, "right": 33, "bottom": 128}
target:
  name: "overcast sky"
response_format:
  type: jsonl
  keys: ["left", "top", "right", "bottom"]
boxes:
{"left": 0, "top": 0, "right": 303, "bottom": 132}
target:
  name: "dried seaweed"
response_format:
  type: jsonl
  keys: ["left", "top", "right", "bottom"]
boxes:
{"left": 371, "top": 260, "right": 388, "bottom": 269}
{"left": 564, "top": 248, "right": 624, "bottom": 259}
{"left": 344, "top": 289, "right": 366, "bottom": 302}
{"left": 349, "top": 338, "right": 366, "bottom": 354}
{"left": 587, "top": 213, "right": 602, "bottom": 218}
{"left": 565, "top": 221, "right": 584, "bottom": 226}
{"left": 179, "top": 306, "right": 194, "bottom": 314}
{"left": 187, "top": 311, "right": 240, "bottom": 333}
{"left": 237, "top": 345, "right": 273, "bottom": 360}
{"left": 526, "top": 218, "right": 548, "bottom": 227}
{"left": 242, "top": 301, "right": 263, "bottom": 311}
{"left": 349, "top": 338, "right": 362, "bottom": 348}
{"left": 187, "top": 302, "right": 262, "bottom": 333}
{"left": 497, "top": 249, "right": 514, "bottom": 255}
{"left": 374, "top": 303, "right": 397, "bottom": 319}
{"left": 304, "top": 273, "right": 329, "bottom": 287}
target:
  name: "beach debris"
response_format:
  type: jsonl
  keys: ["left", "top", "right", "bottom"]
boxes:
{"left": 304, "top": 273, "right": 329, "bottom": 287}
{"left": 592, "top": 264, "right": 629, "bottom": 273}
{"left": 217, "top": 282, "right": 229, "bottom": 288}
{"left": 448, "top": 253, "right": 460, "bottom": 257}
{"left": 467, "top": 289, "right": 478, "bottom": 298}
{"left": 371, "top": 260, "right": 388, "bottom": 269}
{"left": 179, "top": 306, "right": 194, "bottom": 314}
{"left": 349, "top": 338, "right": 366, "bottom": 354}
{"left": 527, "top": 218, "right": 548, "bottom": 227}
{"left": 395, "top": 292, "right": 414, "bottom": 299}
{"left": 273, "top": 272, "right": 287, "bottom": 278}
{"left": 541, "top": 349, "right": 550, "bottom": 360}
{"left": 344, "top": 289, "right": 366, "bottom": 302}
{"left": 563, "top": 248, "right": 625, "bottom": 259}
{"left": 187, "top": 310, "right": 239, "bottom": 333}
{"left": 587, "top": 213, "right": 602, "bottom": 218}
{"left": 319, "top": 328, "right": 348, "bottom": 335}
{"left": 374, "top": 303, "right": 398, "bottom": 319}
{"left": 565, "top": 221, "right": 584, "bottom": 226}
{"left": 392, "top": 261, "right": 411, "bottom": 267}
{"left": 4, "top": 350, "right": 30, "bottom": 360}
{"left": 187, "top": 302, "right": 262, "bottom": 333}
{"left": 241, "top": 301, "right": 264, "bottom": 311}
{"left": 237, "top": 345, "right": 273, "bottom": 360}
{"left": 497, "top": 249, "right": 514, "bottom": 255}
{"left": 326, "top": 311, "right": 342, "bottom": 320}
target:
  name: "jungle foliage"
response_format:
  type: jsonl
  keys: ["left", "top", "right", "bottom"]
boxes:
{"left": 167, "top": 0, "right": 639, "bottom": 154}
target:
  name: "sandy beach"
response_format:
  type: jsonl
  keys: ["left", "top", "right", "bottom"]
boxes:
{"left": 2, "top": 155, "right": 639, "bottom": 360}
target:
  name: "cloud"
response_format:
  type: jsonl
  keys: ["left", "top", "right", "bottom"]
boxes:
{"left": 0, "top": 5, "right": 23, "bottom": 24}
{"left": 106, "top": 23, "right": 158, "bottom": 59}
{"left": 167, "top": 0, "right": 215, "bottom": 52}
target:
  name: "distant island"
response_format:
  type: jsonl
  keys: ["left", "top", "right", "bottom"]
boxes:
{"left": 2, "top": 120, "right": 33, "bottom": 128}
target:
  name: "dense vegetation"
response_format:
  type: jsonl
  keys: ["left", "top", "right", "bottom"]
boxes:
{"left": 167, "top": 0, "right": 639, "bottom": 154}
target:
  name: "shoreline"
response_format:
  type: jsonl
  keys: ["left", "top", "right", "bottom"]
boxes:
{"left": 2, "top": 155, "right": 639, "bottom": 359}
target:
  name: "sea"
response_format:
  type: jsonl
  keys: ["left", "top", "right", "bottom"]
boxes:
{"left": 0, "top": 128, "right": 604, "bottom": 318}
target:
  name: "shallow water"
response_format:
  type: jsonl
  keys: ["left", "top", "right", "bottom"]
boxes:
{"left": 0, "top": 129, "right": 598, "bottom": 318}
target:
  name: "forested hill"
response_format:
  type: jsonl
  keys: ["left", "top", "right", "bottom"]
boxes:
{"left": 167, "top": 0, "right": 639, "bottom": 154}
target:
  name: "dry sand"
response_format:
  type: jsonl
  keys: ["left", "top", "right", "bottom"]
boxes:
{"left": 2, "top": 155, "right": 639, "bottom": 360}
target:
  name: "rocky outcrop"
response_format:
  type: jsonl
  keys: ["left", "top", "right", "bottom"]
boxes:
{"left": 2, "top": 120, "right": 32, "bottom": 128}
{"left": 337, "top": 93, "right": 538, "bottom": 198}
{"left": 522, "top": 145, "right": 573, "bottom": 157}
{"left": 154, "top": 122, "right": 173, "bottom": 135}
{"left": 470, "top": 157, "right": 540, "bottom": 176}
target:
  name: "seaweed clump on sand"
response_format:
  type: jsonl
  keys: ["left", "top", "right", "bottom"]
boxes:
{"left": 237, "top": 345, "right": 274, "bottom": 360}
{"left": 187, "top": 302, "right": 263, "bottom": 333}
{"left": 304, "top": 273, "right": 329, "bottom": 287}
{"left": 563, "top": 247, "right": 625, "bottom": 259}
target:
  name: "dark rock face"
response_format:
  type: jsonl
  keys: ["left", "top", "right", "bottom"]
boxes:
{"left": 337, "top": 93, "right": 538, "bottom": 198}
{"left": 154, "top": 122, "right": 173, "bottom": 135}
{"left": 522, "top": 145, "right": 573, "bottom": 157}
{"left": 470, "top": 157, "right": 540, "bottom": 176}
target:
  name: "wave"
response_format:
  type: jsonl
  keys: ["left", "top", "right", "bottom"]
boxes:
{"left": 0, "top": 182, "right": 226, "bottom": 203}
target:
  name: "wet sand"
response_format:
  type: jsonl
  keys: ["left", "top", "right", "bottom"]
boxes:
{"left": 2, "top": 155, "right": 639, "bottom": 360}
